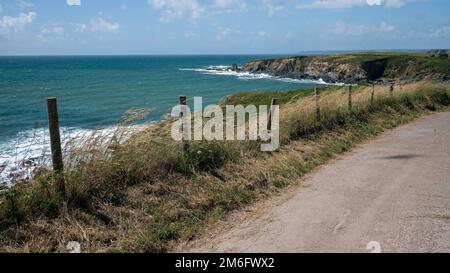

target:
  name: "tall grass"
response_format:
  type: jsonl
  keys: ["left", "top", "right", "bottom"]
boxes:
{"left": 0, "top": 82, "right": 449, "bottom": 252}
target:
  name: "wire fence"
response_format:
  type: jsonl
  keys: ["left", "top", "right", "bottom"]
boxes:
{"left": 0, "top": 82, "right": 407, "bottom": 194}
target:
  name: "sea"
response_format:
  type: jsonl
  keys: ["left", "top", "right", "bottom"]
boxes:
{"left": 0, "top": 55, "right": 329, "bottom": 184}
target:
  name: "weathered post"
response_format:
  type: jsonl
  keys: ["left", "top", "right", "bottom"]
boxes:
{"left": 315, "top": 88, "right": 321, "bottom": 120}
{"left": 267, "top": 98, "right": 278, "bottom": 131}
{"left": 371, "top": 84, "right": 375, "bottom": 104}
{"left": 348, "top": 85, "right": 353, "bottom": 112}
{"left": 179, "top": 96, "right": 189, "bottom": 152}
{"left": 46, "top": 97, "right": 66, "bottom": 201}
{"left": 390, "top": 84, "right": 394, "bottom": 96}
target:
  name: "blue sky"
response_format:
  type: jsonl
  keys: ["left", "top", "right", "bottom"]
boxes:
{"left": 0, "top": 0, "right": 449, "bottom": 55}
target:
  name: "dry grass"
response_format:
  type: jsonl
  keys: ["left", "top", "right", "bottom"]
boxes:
{"left": 0, "top": 81, "right": 449, "bottom": 253}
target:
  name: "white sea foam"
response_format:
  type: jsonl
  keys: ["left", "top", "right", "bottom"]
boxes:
{"left": 178, "top": 65, "right": 338, "bottom": 85}
{"left": 0, "top": 125, "right": 146, "bottom": 186}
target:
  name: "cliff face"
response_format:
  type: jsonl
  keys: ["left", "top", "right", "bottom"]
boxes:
{"left": 242, "top": 57, "right": 385, "bottom": 84}
{"left": 242, "top": 54, "right": 450, "bottom": 84}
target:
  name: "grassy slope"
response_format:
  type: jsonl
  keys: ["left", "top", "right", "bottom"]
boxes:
{"left": 0, "top": 82, "right": 449, "bottom": 252}
{"left": 224, "top": 85, "right": 361, "bottom": 106}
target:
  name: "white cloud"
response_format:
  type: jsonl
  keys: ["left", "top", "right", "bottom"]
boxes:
{"left": 36, "top": 26, "right": 65, "bottom": 41}
{"left": 150, "top": 0, "right": 204, "bottom": 22}
{"left": 217, "top": 27, "right": 233, "bottom": 40}
{"left": 49, "top": 26, "right": 65, "bottom": 35}
{"left": 214, "top": 0, "right": 247, "bottom": 13}
{"left": 399, "top": 25, "right": 450, "bottom": 40}
{"left": 299, "top": 0, "right": 367, "bottom": 9}
{"left": 17, "top": 0, "right": 35, "bottom": 9}
{"left": 378, "top": 21, "right": 395, "bottom": 32}
{"left": 147, "top": 0, "right": 409, "bottom": 21}
{"left": 429, "top": 26, "right": 450, "bottom": 39}
{"left": 298, "top": 0, "right": 409, "bottom": 9}
{"left": 383, "top": 0, "right": 407, "bottom": 8}
{"left": 285, "top": 31, "right": 293, "bottom": 40}
{"left": 217, "top": 27, "right": 270, "bottom": 41}
{"left": 333, "top": 20, "right": 395, "bottom": 35}
{"left": 73, "top": 23, "right": 87, "bottom": 32}
{"left": 256, "top": 30, "right": 269, "bottom": 37}
{"left": 334, "top": 20, "right": 365, "bottom": 35}
{"left": 184, "top": 31, "right": 196, "bottom": 38}
{"left": 71, "top": 18, "right": 120, "bottom": 33}
{"left": 148, "top": 0, "right": 288, "bottom": 20}
{"left": 262, "top": 0, "right": 285, "bottom": 16}
{"left": 366, "top": 0, "right": 383, "bottom": 5}
{"left": 66, "top": 0, "right": 81, "bottom": 6}
{"left": 0, "top": 12, "right": 36, "bottom": 33}
{"left": 90, "top": 17, "right": 120, "bottom": 33}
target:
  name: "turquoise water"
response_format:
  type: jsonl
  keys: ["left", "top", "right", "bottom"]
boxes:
{"left": 0, "top": 55, "right": 326, "bottom": 177}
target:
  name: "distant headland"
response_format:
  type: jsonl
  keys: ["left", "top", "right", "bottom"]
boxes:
{"left": 237, "top": 51, "right": 450, "bottom": 84}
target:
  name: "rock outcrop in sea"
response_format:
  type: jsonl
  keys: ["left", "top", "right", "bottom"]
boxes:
{"left": 230, "top": 64, "right": 240, "bottom": 72}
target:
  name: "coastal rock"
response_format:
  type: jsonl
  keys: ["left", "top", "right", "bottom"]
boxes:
{"left": 230, "top": 64, "right": 240, "bottom": 72}
{"left": 242, "top": 57, "right": 371, "bottom": 84}
{"left": 242, "top": 54, "right": 450, "bottom": 84}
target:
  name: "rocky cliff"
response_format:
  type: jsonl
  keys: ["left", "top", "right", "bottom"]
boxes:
{"left": 242, "top": 53, "right": 450, "bottom": 84}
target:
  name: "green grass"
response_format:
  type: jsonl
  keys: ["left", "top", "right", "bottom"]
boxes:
{"left": 224, "top": 89, "right": 314, "bottom": 106}
{"left": 316, "top": 52, "right": 418, "bottom": 63}
{"left": 223, "top": 85, "right": 352, "bottom": 107}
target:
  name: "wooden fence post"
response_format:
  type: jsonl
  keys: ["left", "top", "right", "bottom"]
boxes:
{"left": 315, "top": 87, "right": 321, "bottom": 120}
{"left": 267, "top": 98, "right": 278, "bottom": 131}
{"left": 348, "top": 85, "right": 353, "bottom": 112}
{"left": 371, "top": 84, "right": 375, "bottom": 104}
{"left": 179, "top": 96, "right": 189, "bottom": 152}
{"left": 46, "top": 97, "right": 66, "bottom": 201}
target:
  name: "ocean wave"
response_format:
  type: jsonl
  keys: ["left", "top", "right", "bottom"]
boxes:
{"left": 0, "top": 125, "right": 146, "bottom": 186}
{"left": 178, "top": 65, "right": 338, "bottom": 85}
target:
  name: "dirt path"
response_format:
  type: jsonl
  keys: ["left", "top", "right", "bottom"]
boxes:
{"left": 183, "top": 112, "right": 450, "bottom": 253}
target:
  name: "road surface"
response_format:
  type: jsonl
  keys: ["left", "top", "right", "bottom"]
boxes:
{"left": 185, "top": 112, "right": 450, "bottom": 253}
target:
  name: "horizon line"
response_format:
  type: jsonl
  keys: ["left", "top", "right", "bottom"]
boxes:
{"left": 0, "top": 49, "right": 435, "bottom": 57}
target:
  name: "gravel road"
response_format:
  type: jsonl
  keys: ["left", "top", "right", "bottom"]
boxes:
{"left": 185, "top": 112, "right": 450, "bottom": 253}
